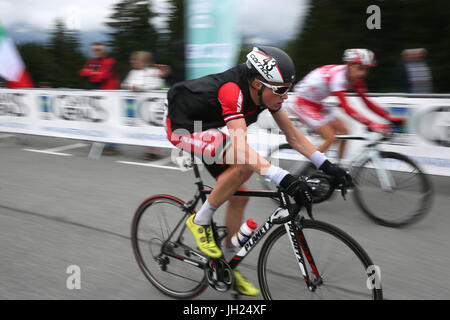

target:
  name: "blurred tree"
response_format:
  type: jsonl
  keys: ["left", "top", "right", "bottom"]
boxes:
{"left": 166, "top": 0, "right": 184, "bottom": 49}
{"left": 162, "top": 0, "right": 185, "bottom": 85}
{"left": 105, "top": 0, "right": 159, "bottom": 80}
{"left": 17, "top": 42, "right": 54, "bottom": 87}
{"left": 286, "top": 0, "right": 450, "bottom": 92}
{"left": 18, "top": 19, "right": 86, "bottom": 88}
{"left": 47, "top": 19, "right": 87, "bottom": 88}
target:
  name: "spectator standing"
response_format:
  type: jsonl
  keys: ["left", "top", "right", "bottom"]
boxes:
{"left": 398, "top": 48, "right": 433, "bottom": 93}
{"left": 122, "top": 51, "right": 170, "bottom": 160}
{"left": 79, "top": 43, "right": 120, "bottom": 155}
{"left": 121, "top": 51, "right": 170, "bottom": 91}
{"left": 79, "top": 43, "right": 120, "bottom": 90}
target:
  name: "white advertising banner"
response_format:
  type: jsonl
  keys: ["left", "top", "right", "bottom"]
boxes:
{"left": 0, "top": 88, "right": 172, "bottom": 148}
{"left": 0, "top": 88, "right": 449, "bottom": 176}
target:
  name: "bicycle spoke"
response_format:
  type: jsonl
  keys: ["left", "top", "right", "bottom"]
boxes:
{"left": 310, "top": 282, "right": 369, "bottom": 299}
{"left": 132, "top": 196, "right": 207, "bottom": 298}
{"left": 155, "top": 206, "right": 167, "bottom": 240}
{"left": 354, "top": 151, "right": 432, "bottom": 227}
{"left": 395, "top": 174, "right": 421, "bottom": 190}
{"left": 264, "top": 267, "right": 308, "bottom": 284}
{"left": 162, "top": 207, "right": 172, "bottom": 239}
{"left": 163, "top": 269, "right": 204, "bottom": 284}
{"left": 258, "top": 222, "right": 378, "bottom": 300}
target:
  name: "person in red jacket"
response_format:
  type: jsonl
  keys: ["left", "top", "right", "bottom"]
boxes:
{"left": 79, "top": 42, "right": 120, "bottom": 90}
{"left": 79, "top": 42, "right": 120, "bottom": 154}
{"left": 291, "top": 49, "right": 404, "bottom": 161}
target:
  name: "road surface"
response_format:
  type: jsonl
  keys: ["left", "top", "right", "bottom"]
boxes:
{"left": 0, "top": 134, "right": 449, "bottom": 300}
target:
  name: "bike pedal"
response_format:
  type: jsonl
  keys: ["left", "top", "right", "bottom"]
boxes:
{"left": 231, "top": 290, "right": 242, "bottom": 300}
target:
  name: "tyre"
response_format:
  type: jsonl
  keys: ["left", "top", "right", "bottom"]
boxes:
{"left": 131, "top": 195, "right": 208, "bottom": 299}
{"left": 261, "top": 143, "right": 334, "bottom": 203}
{"left": 257, "top": 219, "right": 383, "bottom": 300}
{"left": 353, "top": 151, "right": 433, "bottom": 227}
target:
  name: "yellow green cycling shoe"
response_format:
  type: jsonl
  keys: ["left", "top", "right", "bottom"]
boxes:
{"left": 186, "top": 215, "right": 222, "bottom": 259}
{"left": 233, "top": 270, "right": 260, "bottom": 296}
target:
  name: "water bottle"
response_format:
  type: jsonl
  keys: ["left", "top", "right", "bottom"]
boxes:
{"left": 231, "top": 219, "right": 258, "bottom": 247}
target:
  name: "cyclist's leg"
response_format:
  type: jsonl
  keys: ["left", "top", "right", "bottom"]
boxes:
{"left": 166, "top": 122, "right": 229, "bottom": 257}
{"left": 222, "top": 186, "right": 251, "bottom": 247}
{"left": 202, "top": 163, "right": 253, "bottom": 246}
{"left": 207, "top": 164, "right": 252, "bottom": 208}
{"left": 211, "top": 165, "right": 259, "bottom": 296}
{"left": 315, "top": 123, "right": 338, "bottom": 154}
{"left": 204, "top": 153, "right": 259, "bottom": 295}
{"left": 327, "top": 117, "right": 349, "bottom": 161}
{"left": 291, "top": 98, "right": 336, "bottom": 154}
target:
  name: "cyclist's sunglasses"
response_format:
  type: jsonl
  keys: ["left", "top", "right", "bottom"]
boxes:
{"left": 258, "top": 80, "right": 291, "bottom": 96}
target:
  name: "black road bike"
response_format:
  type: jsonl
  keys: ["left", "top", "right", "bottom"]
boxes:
{"left": 131, "top": 156, "right": 383, "bottom": 300}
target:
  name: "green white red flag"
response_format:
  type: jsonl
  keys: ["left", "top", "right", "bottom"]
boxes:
{"left": 0, "top": 24, "right": 33, "bottom": 88}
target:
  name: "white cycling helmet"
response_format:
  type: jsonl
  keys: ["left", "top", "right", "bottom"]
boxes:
{"left": 343, "top": 49, "right": 376, "bottom": 66}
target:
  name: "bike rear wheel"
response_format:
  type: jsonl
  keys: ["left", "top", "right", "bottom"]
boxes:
{"left": 258, "top": 219, "right": 382, "bottom": 300}
{"left": 353, "top": 151, "right": 433, "bottom": 227}
{"left": 131, "top": 195, "right": 208, "bottom": 299}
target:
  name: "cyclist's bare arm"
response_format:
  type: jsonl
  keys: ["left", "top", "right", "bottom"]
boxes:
{"left": 334, "top": 91, "right": 373, "bottom": 126}
{"left": 271, "top": 109, "right": 318, "bottom": 158}
{"left": 225, "top": 117, "right": 272, "bottom": 175}
{"left": 354, "top": 86, "right": 391, "bottom": 120}
{"left": 225, "top": 110, "right": 335, "bottom": 192}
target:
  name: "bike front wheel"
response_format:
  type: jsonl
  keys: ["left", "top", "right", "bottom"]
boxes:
{"left": 353, "top": 151, "right": 433, "bottom": 227}
{"left": 131, "top": 195, "right": 208, "bottom": 299}
{"left": 258, "top": 219, "right": 383, "bottom": 300}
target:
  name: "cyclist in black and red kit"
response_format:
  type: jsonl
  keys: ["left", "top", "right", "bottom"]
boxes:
{"left": 165, "top": 46, "right": 348, "bottom": 296}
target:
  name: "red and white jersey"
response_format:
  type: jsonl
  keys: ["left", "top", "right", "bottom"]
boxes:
{"left": 293, "top": 65, "right": 350, "bottom": 105}
{"left": 292, "top": 64, "right": 391, "bottom": 128}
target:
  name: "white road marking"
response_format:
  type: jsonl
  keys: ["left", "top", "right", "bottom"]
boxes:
{"left": 117, "top": 160, "right": 183, "bottom": 171}
{"left": 23, "top": 149, "right": 73, "bottom": 156}
{"left": 142, "top": 157, "right": 172, "bottom": 166}
{"left": 45, "top": 143, "right": 89, "bottom": 152}
{"left": 23, "top": 143, "right": 89, "bottom": 157}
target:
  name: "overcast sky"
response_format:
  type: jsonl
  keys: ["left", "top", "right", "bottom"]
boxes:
{"left": 0, "top": 0, "right": 310, "bottom": 45}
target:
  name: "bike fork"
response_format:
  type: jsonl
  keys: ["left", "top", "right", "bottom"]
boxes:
{"left": 370, "top": 151, "right": 396, "bottom": 191}
{"left": 284, "top": 222, "right": 321, "bottom": 291}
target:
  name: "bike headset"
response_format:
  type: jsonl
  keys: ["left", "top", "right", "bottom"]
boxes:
{"left": 246, "top": 46, "right": 296, "bottom": 108}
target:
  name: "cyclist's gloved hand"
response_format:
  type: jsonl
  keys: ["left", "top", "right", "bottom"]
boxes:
{"left": 368, "top": 122, "right": 391, "bottom": 133}
{"left": 279, "top": 174, "right": 313, "bottom": 216}
{"left": 319, "top": 160, "right": 352, "bottom": 187}
{"left": 319, "top": 160, "right": 346, "bottom": 178}
{"left": 388, "top": 116, "right": 406, "bottom": 129}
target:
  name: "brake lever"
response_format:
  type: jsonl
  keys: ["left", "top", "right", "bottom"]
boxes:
{"left": 341, "top": 185, "right": 347, "bottom": 200}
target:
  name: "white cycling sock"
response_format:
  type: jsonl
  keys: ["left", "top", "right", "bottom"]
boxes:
{"left": 193, "top": 199, "right": 217, "bottom": 225}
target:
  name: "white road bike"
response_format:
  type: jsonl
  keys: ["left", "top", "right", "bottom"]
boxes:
{"left": 262, "top": 129, "right": 433, "bottom": 228}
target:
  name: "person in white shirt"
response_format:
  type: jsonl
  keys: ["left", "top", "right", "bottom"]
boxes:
{"left": 122, "top": 51, "right": 171, "bottom": 160}
{"left": 122, "top": 51, "right": 170, "bottom": 91}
